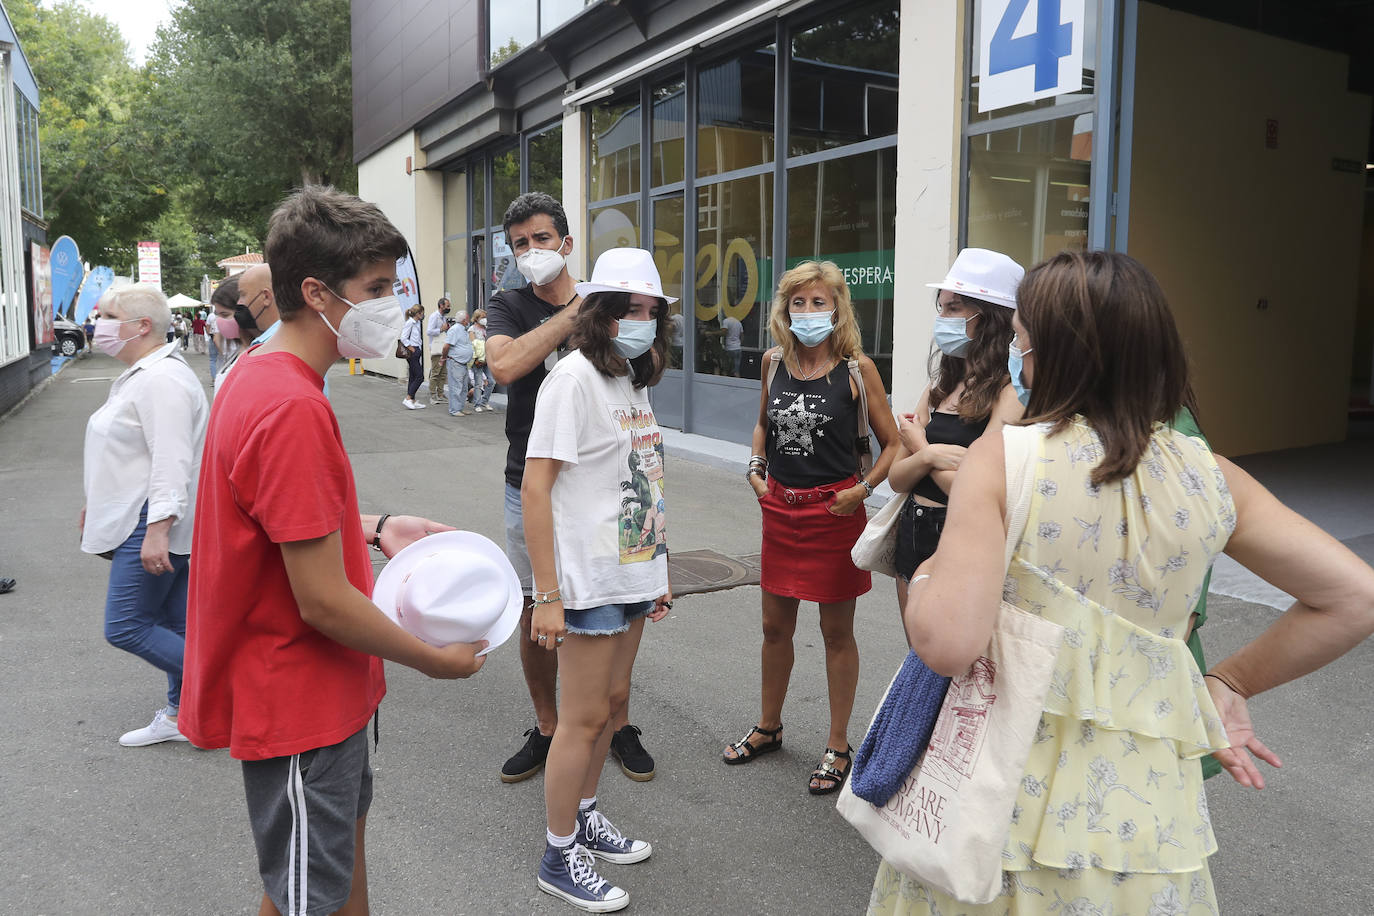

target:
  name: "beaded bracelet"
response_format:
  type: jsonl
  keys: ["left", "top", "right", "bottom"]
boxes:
{"left": 533, "top": 587, "right": 562, "bottom": 605}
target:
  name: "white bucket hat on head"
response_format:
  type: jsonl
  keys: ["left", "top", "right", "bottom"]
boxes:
{"left": 371, "top": 530, "right": 522, "bottom": 656}
{"left": 575, "top": 247, "right": 679, "bottom": 303}
{"left": 926, "top": 248, "right": 1024, "bottom": 310}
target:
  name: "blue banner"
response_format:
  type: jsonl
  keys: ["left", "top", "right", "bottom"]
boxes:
{"left": 50, "top": 235, "right": 82, "bottom": 318}
{"left": 74, "top": 266, "right": 115, "bottom": 324}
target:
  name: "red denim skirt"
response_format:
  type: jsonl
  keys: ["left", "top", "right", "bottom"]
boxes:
{"left": 759, "top": 474, "right": 872, "bottom": 603}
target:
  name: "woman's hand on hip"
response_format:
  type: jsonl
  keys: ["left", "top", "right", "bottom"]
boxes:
{"left": 750, "top": 475, "right": 768, "bottom": 499}
{"left": 827, "top": 485, "right": 867, "bottom": 516}
{"left": 1207, "top": 677, "right": 1282, "bottom": 789}
{"left": 530, "top": 601, "right": 567, "bottom": 651}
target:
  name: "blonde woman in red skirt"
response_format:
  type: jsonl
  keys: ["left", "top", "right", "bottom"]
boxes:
{"left": 723, "top": 261, "right": 899, "bottom": 794}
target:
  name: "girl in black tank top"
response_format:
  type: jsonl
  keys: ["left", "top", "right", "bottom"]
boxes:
{"left": 888, "top": 251, "right": 1026, "bottom": 596}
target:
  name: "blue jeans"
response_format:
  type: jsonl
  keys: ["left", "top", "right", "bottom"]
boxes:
{"left": 104, "top": 506, "right": 189, "bottom": 709}
{"left": 472, "top": 364, "right": 494, "bottom": 407}
{"left": 447, "top": 359, "right": 471, "bottom": 413}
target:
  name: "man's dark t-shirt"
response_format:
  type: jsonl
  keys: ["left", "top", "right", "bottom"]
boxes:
{"left": 486, "top": 285, "right": 573, "bottom": 489}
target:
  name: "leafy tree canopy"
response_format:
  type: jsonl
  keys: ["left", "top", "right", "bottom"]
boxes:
{"left": 10, "top": 0, "right": 355, "bottom": 298}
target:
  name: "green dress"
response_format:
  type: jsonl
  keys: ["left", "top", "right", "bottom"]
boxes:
{"left": 869, "top": 420, "right": 1234, "bottom": 915}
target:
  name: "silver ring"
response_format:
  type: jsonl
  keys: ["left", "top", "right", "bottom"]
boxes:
{"left": 555, "top": 637, "right": 564, "bottom": 645}
{"left": 537, "top": 635, "right": 547, "bottom": 642}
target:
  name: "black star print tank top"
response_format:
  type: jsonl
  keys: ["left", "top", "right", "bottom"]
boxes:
{"left": 765, "top": 361, "right": 860, "bottom": 488}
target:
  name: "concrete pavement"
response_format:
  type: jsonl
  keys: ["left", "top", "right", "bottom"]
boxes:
{"left": 0, "top": 349, "right": 1370, "bottom": 915}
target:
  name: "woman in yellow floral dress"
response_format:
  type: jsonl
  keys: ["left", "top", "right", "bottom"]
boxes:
{"left": 868, "top": 250, "right": 1374, "bottom": 915}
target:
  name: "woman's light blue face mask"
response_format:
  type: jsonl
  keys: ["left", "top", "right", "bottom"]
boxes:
{"left": 933, "top": 315, "right": 975, "bottom": 357}
{"left": 790, "top": 310, "right": 835, "bottom": 347}
{"left": 611, "top": 317, "right": 657, "bottom": 359}
{"left": 1008, "top": 342, "right": 1033, "bottom": 405}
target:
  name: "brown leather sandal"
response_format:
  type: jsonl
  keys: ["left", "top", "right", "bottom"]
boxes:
{"left": 722, "top": 724, "right": 783, "bottom": 765}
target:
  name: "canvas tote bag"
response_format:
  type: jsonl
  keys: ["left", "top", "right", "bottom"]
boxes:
{"left": 850, "top": 491, "right": 904, "bottom": 578}
{"left": 836, "top": 424, "right": 1065, "bottom": 905}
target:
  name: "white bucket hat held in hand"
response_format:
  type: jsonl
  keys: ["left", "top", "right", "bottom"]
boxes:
{"left": 926, "top": 248, "right": 1024, "bottom": 310}
{"left": 371, "top": 531, "right": 522, "bottom": 656}
{"left": 575, "top": 247, "right": 679, "bottom": 303}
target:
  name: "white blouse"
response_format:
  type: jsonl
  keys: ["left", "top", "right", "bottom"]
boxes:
{"left": 81, "top": 342, "right": 209, "bottom": 556}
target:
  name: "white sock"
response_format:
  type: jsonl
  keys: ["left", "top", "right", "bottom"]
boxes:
{"left": 547, "top": 828, "right": 576, "bottom": 848}
{"left": 579, "top": 797, "right": 597, "bottom": 812}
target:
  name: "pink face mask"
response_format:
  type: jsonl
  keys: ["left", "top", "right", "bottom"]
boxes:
{"left": 93, "top": 317, "right": 140, "bottom": 356}
{"left": 215, "top": 315, "right": 241, "bottom": 339}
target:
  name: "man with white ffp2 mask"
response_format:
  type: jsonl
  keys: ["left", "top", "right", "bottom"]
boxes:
{"left": 485, "top": 191, "right": 661, "bottom": 787}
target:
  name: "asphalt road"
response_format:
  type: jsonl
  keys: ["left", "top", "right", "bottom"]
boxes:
{"left": 1, "top": 349, "right": 1370, "bottom": 915}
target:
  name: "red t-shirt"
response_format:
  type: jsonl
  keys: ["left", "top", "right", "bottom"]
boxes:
{"left": 181, "top": 349, "right": 385, "bottom": 760}
{"left": 192, "top": 317, "right": 206, "bottom": 334}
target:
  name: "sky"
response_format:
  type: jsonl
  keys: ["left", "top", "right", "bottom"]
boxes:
{"left": 75, "top": 0, "right": 181, "bottom": 65}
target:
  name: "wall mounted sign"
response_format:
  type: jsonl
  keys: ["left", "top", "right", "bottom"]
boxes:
{"left": 978, "top": 0, "right": 1087, "bottom": 113}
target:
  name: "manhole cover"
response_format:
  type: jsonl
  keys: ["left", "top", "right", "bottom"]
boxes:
{"left": 668, "top": 548, "right": 761, "bottom": 596}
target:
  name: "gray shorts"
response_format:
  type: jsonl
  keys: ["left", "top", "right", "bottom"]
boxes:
{"left": 241, "top": 725, "right": 373, "bottom": 916}
{"left": 504, "top": 481, "right": 534, "bottom": 595}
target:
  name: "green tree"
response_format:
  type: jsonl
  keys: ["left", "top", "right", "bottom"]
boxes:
{"left": 8, "top": 0, "right": 167, "bottom": 262}
{"left": 146, "top": 0, "right": 356, "bottom": 229}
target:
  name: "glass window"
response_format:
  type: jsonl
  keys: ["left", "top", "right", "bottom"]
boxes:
{"left": 588, "top": 201, "right": 640, "bottom": 264}
{"left": 542, "top": 0, "right": 591, "bottom": 34}
{"left": 697, "top": 41, "right": 777, "bottom": 179}
{"left": 786, "top": 147, "right": 897, "bottom": 384}
{"left": 492, "top": 146, "right": 521, "bottom": 218}
{"left": 651, "top": 78, "right": 686, "bottom": 188}
{"left": 968, "top": 0, "right": 1096, "bottom": 123}
{"left": 695, "top": 173, "right": 772, "bottom": 378}
{"left": 590, "top": 96, "right": 641, "bottom": 202}
{"left": 528, "top": 126, "right": 563, "bottom": 200}
{"left": 444, "top": 168, "right": 468, "bottom": 238}
{"left": 789, "top": 0, "right": 899, "bottom": 156}
{"left": 652, "top": 195, "right": 686, "bottom": 368}
{"left": 491, "top": 0, "right": 537, "bottom": 66}
{"left": 490, "top": 229, "right": 526, "bottom": 293}
{"left": 444, "top": 237, "right": 470, "bottom": 313}
{"left": 967, "top": 113, "right": 1092, "bottom": 267}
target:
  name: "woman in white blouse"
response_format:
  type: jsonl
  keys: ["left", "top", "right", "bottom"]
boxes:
{"left": 81, "top": 285, "right": 209, "bottom": 747}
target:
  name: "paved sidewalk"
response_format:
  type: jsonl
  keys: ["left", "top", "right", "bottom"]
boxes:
{"left": 0, "top": 350, "right": 1369, "bottom": 915}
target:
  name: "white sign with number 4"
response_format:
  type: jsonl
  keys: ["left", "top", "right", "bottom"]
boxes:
{"left": 978, "top": 0, "right": 1086, "bottom": 113}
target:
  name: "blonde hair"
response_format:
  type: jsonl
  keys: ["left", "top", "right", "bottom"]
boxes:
{"left": 99, "top": 283, "right": 172, "bottom": 337}
{"left": 768, "top": 260, "right": 863, "bottom": 371}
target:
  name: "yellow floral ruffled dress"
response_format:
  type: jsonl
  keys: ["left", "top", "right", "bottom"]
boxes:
{"left": 868, "top": 420, "right": 1236, "bottom": 916}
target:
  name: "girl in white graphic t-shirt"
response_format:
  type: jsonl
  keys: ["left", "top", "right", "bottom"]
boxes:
{"left": 523, "top": 248, "right": 675, "bottom": 913}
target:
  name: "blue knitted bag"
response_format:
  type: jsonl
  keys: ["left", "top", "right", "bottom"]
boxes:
{"left": 850, "top": 649, "right": 951, "bottom": 806}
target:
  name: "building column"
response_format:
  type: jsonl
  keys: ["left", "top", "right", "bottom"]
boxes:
{"left": 889, "top": 0, "right": 966, "bottom": 413}
{"left": 562, "top": 101, "right": 589, "bottom": 278}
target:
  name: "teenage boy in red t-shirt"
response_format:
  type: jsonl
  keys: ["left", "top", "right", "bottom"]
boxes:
{"left": 181, "top": 186, "right": 488, "bottom": 916}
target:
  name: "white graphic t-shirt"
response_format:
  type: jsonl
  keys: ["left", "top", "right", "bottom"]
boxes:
{"left": 526, "top": 350, "right": 669, "bottom": 609}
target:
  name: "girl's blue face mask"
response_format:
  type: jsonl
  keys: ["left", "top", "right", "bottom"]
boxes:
{"left": 611, "top": 317, "right": 658, "bottom": 359}
{"left": 933, "top": 315, "right": 974, "bottom": 357}
{"left": 1008, "top": 342, "right": 1033, "bottom": 405}
{"left": 790, "top": 310, "right": 835, "bottom": 347}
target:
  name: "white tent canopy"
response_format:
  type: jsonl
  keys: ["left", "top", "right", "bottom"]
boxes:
{"left": 166, "top": 293, "right": 202, "bottom": 310}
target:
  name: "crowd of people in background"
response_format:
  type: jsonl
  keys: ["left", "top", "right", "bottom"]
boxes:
{"left": 73, "top": 183, "right": 1374, "bottom": 916}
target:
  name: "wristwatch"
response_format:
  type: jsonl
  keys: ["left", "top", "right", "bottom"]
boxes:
{"left": 858, "top": 479, "right": 874, "bottom": 498}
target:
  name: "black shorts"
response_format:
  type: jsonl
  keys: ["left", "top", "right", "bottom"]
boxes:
{"left": 893, "top": 495, "right": 947, "bottom": 583}
{"left": 241, "top": 725, "right": 373, "bottom": 916}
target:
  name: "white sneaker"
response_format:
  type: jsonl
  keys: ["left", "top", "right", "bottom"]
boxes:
{"left": 120, "top": 708, "right": 189, "bottom": 747}
{"left": 403, "top": 398, "right": 416, "bottom": 409}
{"left": 413, "top": 401, "right": 427, "bottom": 409}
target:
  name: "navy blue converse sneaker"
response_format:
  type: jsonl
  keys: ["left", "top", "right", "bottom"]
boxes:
{"left": 577, "top": 805, "right": 653, "bottom": 864}
{"left": 537, "top": 842, "right": 629, "bottom": 912}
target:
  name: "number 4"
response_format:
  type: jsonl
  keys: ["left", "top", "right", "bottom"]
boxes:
{"left": 988, "top": 0, "right": 1072, "bottom": 92}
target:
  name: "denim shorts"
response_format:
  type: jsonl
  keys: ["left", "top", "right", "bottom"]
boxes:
{"left": 564, "top": 600, "right": 654, "bottom": 637}
{"left": 893, "top": 496, "right": 948, "bottom": 583}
